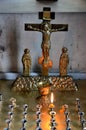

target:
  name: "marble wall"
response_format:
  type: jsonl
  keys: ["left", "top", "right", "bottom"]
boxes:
{"left": 0, "top": 13, "right": 86, "bottom": 74}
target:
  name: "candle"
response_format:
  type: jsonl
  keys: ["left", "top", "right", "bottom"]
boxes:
{"left": 8, "top": 105, "right": 14, "bottom": 112}
{"left": 4, "top": 128, "right": 9, "bottom": 130}
{"left": 21, "top": 118, "right": 27, "bottom": 128}
{"left": 76, "top": 98, "right": 81, "bottom": 112}
{"left": 5, "top": 119, "right": 11, "bottom": 129}
{"left": 66, "top": 127, "right": 71, "bottom": 130}
{"left": 76, "top": 98, "right": 80, "bottom": 105}
{"left": 51, "top": 92, "right": 54, "bottom": 104}
{"left": 8, "top": 112, "right": 13, "bottom": 120}
{"left": 49, "top": 92, "right": 57, "bottom": 130}
{"left": 64, "top": 104, "right": 68, "bottom": 112}
{"left": 23, "top": 111, "right": 27, "bottom": 119}
{"left": 78, "top": 111, "right": 84, "bottom": 122}
{"left": 23, "top": 104, "right": 28, "bottom": 112}
{"left": 81, "top": 119, "right": 86, "bottom": 129}
{"left": 49, "top": 92, "right": 55, "bottom": 110}
{"left": 65, "top": 111, "right": 70, "bottom": 120}
{"left": 20, "top": 128, "right": 26, "bottom": 130}
{"left": 36, "top": 104, "right": 42, "bottom": 110}
{"left": 66, "top": 118, "right": 71, "bottom": 128}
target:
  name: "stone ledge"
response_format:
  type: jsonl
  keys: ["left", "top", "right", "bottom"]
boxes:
{"left": 0, "top": 72, "right": 86, "bottom": 80}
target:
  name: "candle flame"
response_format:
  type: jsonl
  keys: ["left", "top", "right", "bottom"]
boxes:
{"left": 51, "top": 92, "right": 54, "bottom": 103}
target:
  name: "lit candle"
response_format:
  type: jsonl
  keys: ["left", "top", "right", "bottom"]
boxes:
{"left": 49, "top": 92, "right": 57, "bottom": 130}
{"left": 49, "top": 92, "right": 55, "bottom": 110}
{"left": 51, "top": 92, "right": 54, "bottom": 103}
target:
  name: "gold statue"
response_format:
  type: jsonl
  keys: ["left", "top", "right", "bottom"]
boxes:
{"left": 28, "top": 21, "right": 66, "bottom": 76}
{"left": 59, "top": 47, "right": 69, "bottom": 76}
{"left": 25, "top": 7, "right": 68, "bottom": 76}
{"left": 22, "top": 49, "right": 31, "bottom": 76}
{"left": 28, "top": 21, "right": 66, "bottom": 61}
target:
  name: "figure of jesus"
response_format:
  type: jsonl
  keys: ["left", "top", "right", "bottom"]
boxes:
{"left": 28, "top": 20, "right": 66, "bottom": 62}
{"left": 28, "top": 20, "right": 67, "bottom": 76}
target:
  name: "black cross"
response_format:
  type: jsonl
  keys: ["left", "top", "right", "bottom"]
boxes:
{"left": 25, "top": 7, "right": 68, "bottom": 32}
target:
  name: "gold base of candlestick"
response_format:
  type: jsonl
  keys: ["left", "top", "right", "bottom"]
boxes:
{"left": 49, "top": 103, "right": 55, "bottom": 109}
{"left": 36, "top": 82, "right": 51, "bottom": 107}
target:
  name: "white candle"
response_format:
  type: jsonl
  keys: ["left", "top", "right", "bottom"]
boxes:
{"left": 51, "top": 92, "right": 54, "bottom": 104}
{"left": 49, "top": 92, "right": 55, "bottom": 110}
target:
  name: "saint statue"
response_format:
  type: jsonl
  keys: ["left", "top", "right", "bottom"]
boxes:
{"left": 22, "top": 49, "right": 31, "bottom": 76}
{"left": 59, "top": 47, "right": 69, "bottom": 76}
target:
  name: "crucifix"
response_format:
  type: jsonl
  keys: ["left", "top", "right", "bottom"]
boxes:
{"left": 25, "top": 7, "right": 68, "bottom": 76}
